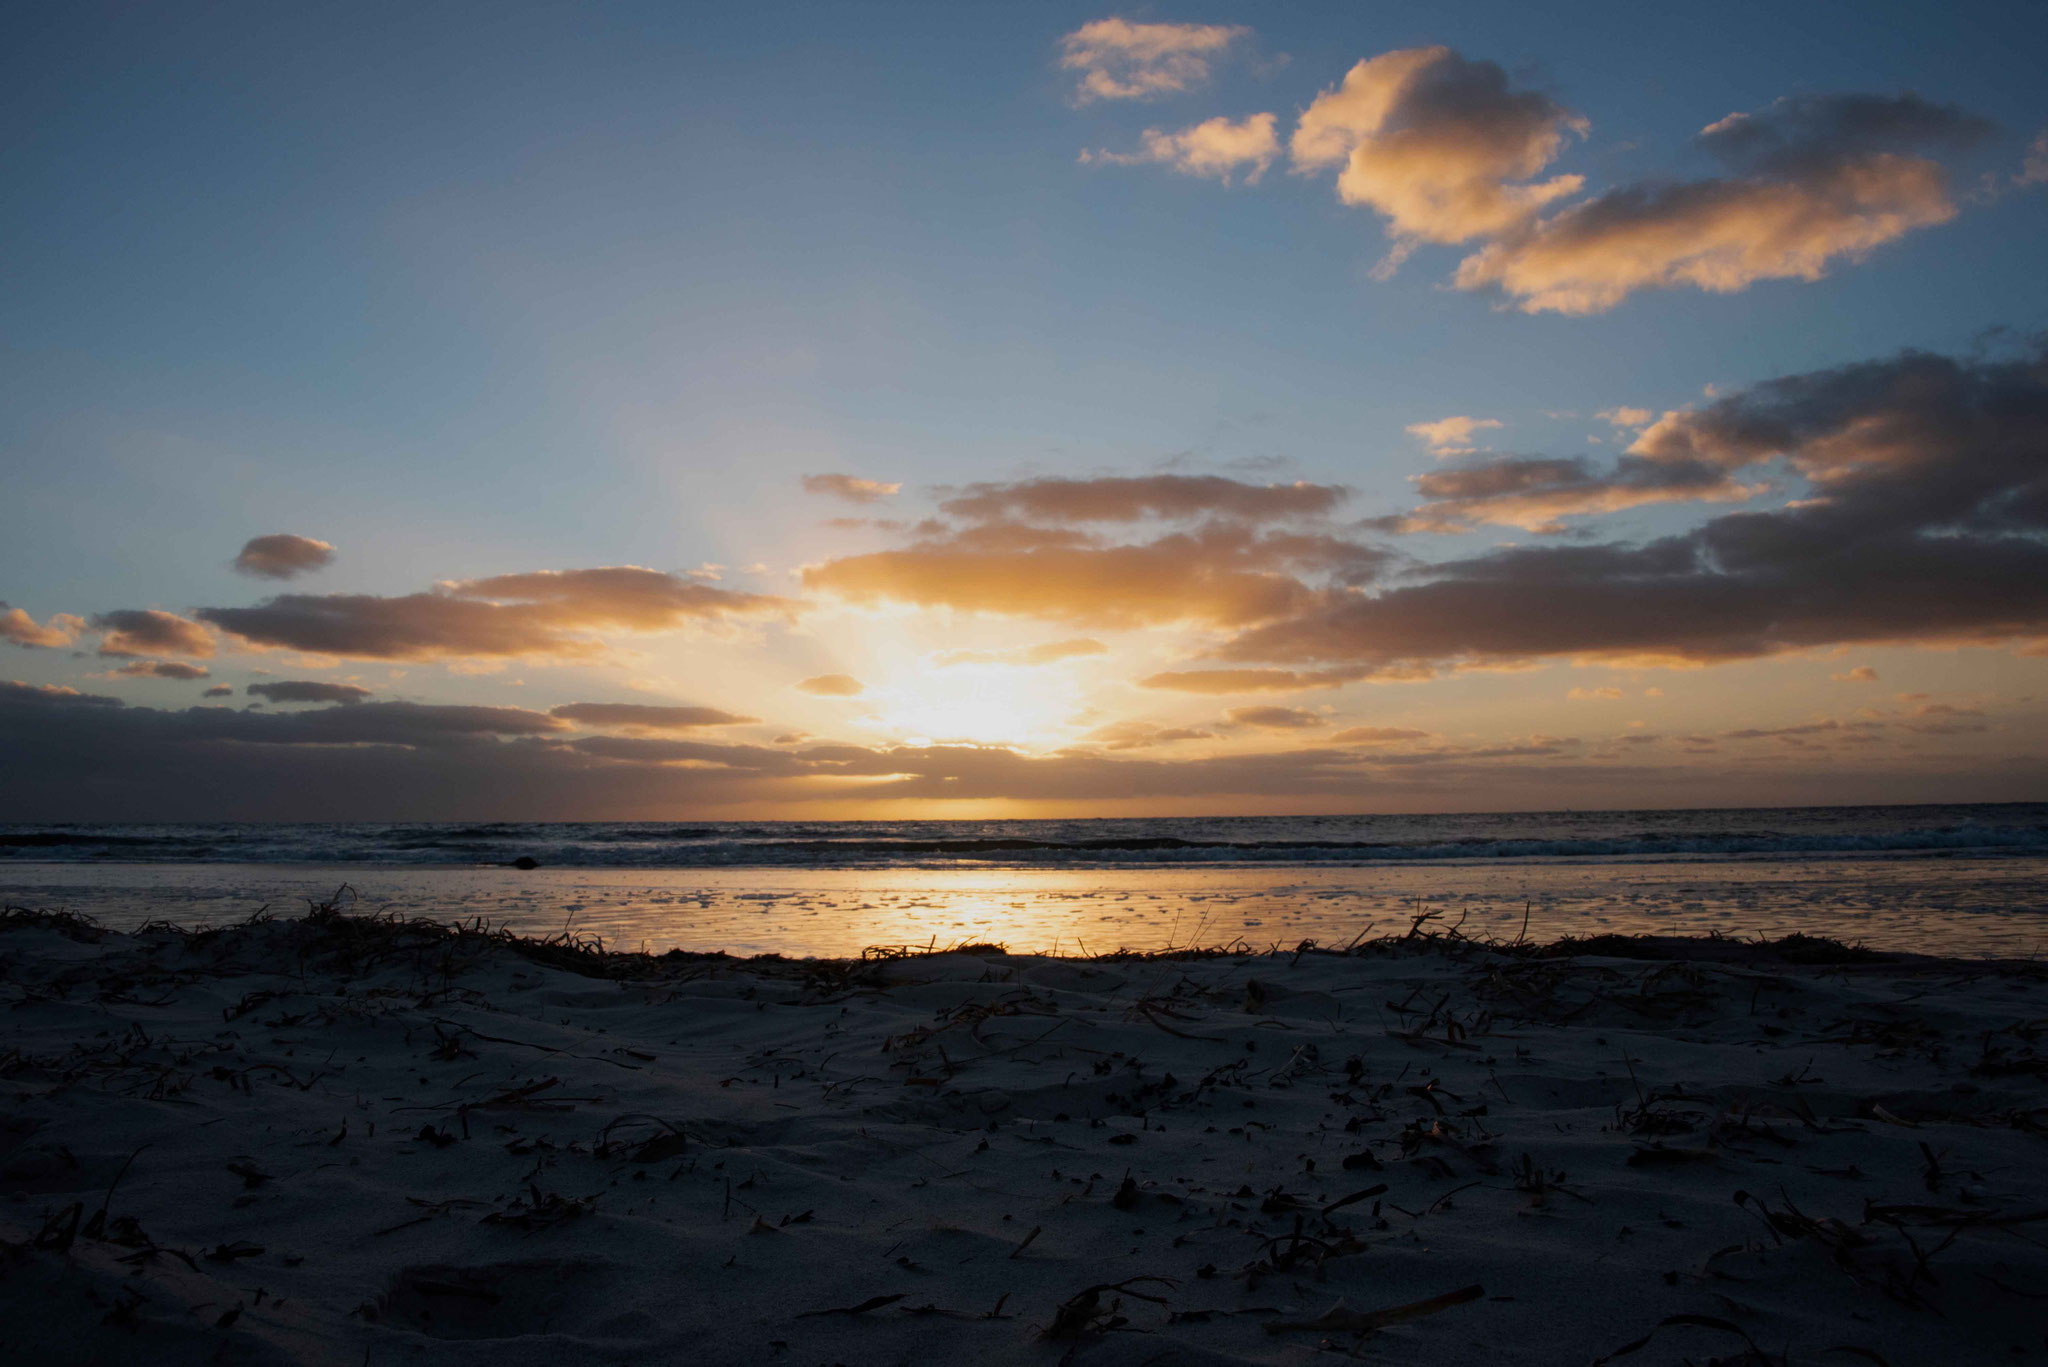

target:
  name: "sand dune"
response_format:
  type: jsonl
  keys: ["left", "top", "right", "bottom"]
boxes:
{"left": 3, "top": 906, "right": 2044, "bottom": 1364}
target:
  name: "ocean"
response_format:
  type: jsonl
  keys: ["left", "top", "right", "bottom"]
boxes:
{"left": 4, "top": 803, "right": 2045, "bottom": 958}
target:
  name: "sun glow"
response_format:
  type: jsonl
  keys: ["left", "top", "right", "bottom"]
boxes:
{"left": 859, "top": 664, "right": 1084, "bottom": 748}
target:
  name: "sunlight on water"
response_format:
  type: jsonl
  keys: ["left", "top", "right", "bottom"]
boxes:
{"left": 5, "top": 856, "right": 2045, "bottom": 958}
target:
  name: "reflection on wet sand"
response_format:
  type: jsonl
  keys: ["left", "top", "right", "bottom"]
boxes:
{"left": 4, "top": 854, "right": 2044, "bottom": 958}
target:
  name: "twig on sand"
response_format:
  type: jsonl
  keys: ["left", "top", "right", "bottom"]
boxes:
{"left": 1264, "top": 1283, "right": 1484, "bottom": 1335}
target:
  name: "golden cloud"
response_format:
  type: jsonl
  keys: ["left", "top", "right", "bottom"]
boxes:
{"left": 1291, "top": 47, "right": 1586, "bottom": 265}
{"left": 803, "top": 474, "right": 902, "bottom": 504}
{"left": 0, "top": 605, "right": 84, "bottom": 649}
{"left": 198, "top": 566, "right": 791, "bottom": 662}
{"left": 1085, "top": 113, "right": 1280, "bottom": 185}
{"left": 796, "top": 674, "right": 865, "bottom": 697}
{"left": 549, "top": 702, "right": 760, "bottom": 732}
{"left": 92, "top": 609, "right": 216, "bottom": 659}
{"left": 1059, "top": 18, "right": 1247, "bottom": 103}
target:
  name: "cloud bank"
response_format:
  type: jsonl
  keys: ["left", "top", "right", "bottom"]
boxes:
{"left": 198, "top": 566, "right": 791, "bottom": 661}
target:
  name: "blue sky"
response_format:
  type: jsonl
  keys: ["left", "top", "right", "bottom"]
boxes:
{"left": 2, "top": 2, "right": 2046, "bottom": 817}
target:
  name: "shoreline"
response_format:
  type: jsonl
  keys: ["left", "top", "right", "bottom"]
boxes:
{"left": 6, "top": 853, "right": 2046, "bottom": 961}
{"left": 4, "top": 906, "right": 2045, "bottom": 1364}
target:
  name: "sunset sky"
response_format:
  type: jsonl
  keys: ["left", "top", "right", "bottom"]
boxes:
{"left": 4, "top": 1, "right": 2047, "bottom": 819}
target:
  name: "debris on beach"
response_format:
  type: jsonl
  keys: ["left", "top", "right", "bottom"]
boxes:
{"left": 2, "top": 901, "right": 2044, "bottom": 1364}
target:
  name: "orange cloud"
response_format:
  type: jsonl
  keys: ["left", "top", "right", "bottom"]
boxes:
{"left": 549, "top": 702, "right": 760, "bottom": 731}
{"left": 1455, "top": 155, "right": 1958, "bottom": 314}
{"left": 805, "top": 528, "right": 1330, "bottom": 629}
{"left": 1059, "top": 18, "right": 1247, "bottom": 104}
{"left": 797, "top": 674, "right": 865, "bottom": 697}
{"left": 1225, "top": 704, "right": 1325, "bottom": 729}
{"left": 1330, "top": 725, "right": 1429, "bottom": 744}
{"left": 198, "top": 566, "right": 790, "bottom": 662}
{"left": 1214, "top": 344, "right": 2048, "bottom": 672}
{"left": 1291, "top": 47, "right": 1586, "bottom": 270}
{"left": 1406, "top": 415, "right": 1502, "bottom": 455}
{"left": 1085, "top": 113, "right": 1280, "bottom": 185}
{"left": 1454, "top": 93, "right": 1990, "bottom": 313}
{"left": 1136, "top": 667, "right": 1364, "bottom": 693}
{"left": 803, "top": 474, "right": 902, "bottom": 504}
{"left": 934, "top": 638, "right": 1108, "bottom": 667}
{"left": 1083, "top": 721, "right": 1215, "bottom": 751}
{"left": 0, "top": 604, "right": 84, "bottom": 649}
{"left": 1396, "top": 451, "right": 1757, "bottom": 533}
{"left": 92, "top": 609, "right": 216, "bottom": 659}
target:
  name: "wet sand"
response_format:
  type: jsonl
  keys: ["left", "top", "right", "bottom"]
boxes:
{"left": 4, "top": 852, "right": 2046, "bottom": 957}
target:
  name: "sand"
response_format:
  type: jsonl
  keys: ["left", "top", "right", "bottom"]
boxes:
{"left": 2, "top": 904, "right": 2045, "bottom": 1365}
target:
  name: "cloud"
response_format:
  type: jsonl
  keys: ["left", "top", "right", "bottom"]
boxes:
{"left": 1208, "top": 343, "right": 2048, "bottom": 673}
{"left": 1059, "top": 18, "right": 1246, "bottom": 103}
{"left": 1083, "top": 721, "right": 1215, "bottom": 751}
{"left": 0, "top": 604, "right": 84, "bottom": 649}
{"left": 1290, "top": 47, "right": 1587, "bottom": 269}
{"left": 110, "top": 661, "right": 211, "bottom": 680}
{"left": 803, "top": 474, "right": 902, "bottom": 504}
{"left": 1899, "top": 701, "right": 1988, "bottom": 735}
{"left": 806, "top": 482, "right": 1388, "bottom": 633}
{"left": 233, "top": 534, "right": 335, "bottom": 579}
{"left": 247, "top": 680, "right": 373, "bottom": 705}
{"left": 1568, "top": 686, "right": 1624, "bottom": 700}
{"left": 1084, "top": 113, "right": 1280, "bottom": 184}
{"left": 1455, "top": 93, "right": 1989, "bottom": 313}
{"left": 1395, "top": 452, "right": 1759, "bottom": 533}
{"left": 1330, "top": 725, "right": 1429, "bottom": 744}
{"left": 1697, "top": 93, "right": 1993, "bottom": 176}
{"left": 806, "top": 523, "right": 1381, "bottom": 630}
{"left": 202, "top": 685, "right": 234, "bottom": 698}
{"left": 1598, "top": 407, "right": 1654, "bottom": 429}
{"left": 1407, "top": 416, "right": 1503, "bottom": 455}
{"left": 938, "top": 475, "right": 1346, "bottom": 524}
{"left": 2019, "top": 129, "right": 2048, "bottom": 187}
{"left": 1, "top": 680, "right": 121, "bottom": 708}
{"left": 1136, "top": 667, "right": 1367, "bottom": 693}
{"left": 1833, "top": 665, "right": 1879, "bottom": 682}
{"left": 1224, "top": 704, "right": 1325, "bottom": 729}
{"left": 796, "top": 674, "right": 865, "bottom": 697}
{"left": 92, "top": 609, "right": 216, "bottom": 659}
{"left": 198, "top": 566, "right": 791, "bottom": 662}
{"left": 1, "top": 683, "right": 2030, "bottom": 819}
{"left": 1283, "top": 57, "right": 1992, "bottom": 313}
{"left": 933, "top": 638, "right": 1108, "bottom": 668}
{"left": 548, "top": 702, "right": 761, "bottom": 732}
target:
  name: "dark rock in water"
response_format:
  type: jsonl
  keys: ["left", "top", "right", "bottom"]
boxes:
{"left": 511, "top": 856, "right": 541, "bottom": 870}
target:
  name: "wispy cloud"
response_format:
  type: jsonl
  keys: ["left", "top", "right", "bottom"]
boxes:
{"left": 1059, "top": 18, "right": 1248, "bottom": 104}
{"left": 803, "top": 474, "right": 902, "bottom": 504}
{"left": 1084, "top": 113, "right": 1279, "bottom": 184}
{"left": 1407, "top": 415, "right": 1502, "bottom": 455}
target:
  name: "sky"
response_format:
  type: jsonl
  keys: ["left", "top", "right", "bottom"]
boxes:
{"left": 3, "top": 0, "right": 2047, "bottom": 820}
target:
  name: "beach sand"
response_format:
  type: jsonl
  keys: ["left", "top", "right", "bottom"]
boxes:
{"left": 3, "top": 905, "right": 2044, "bottom": 1365}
